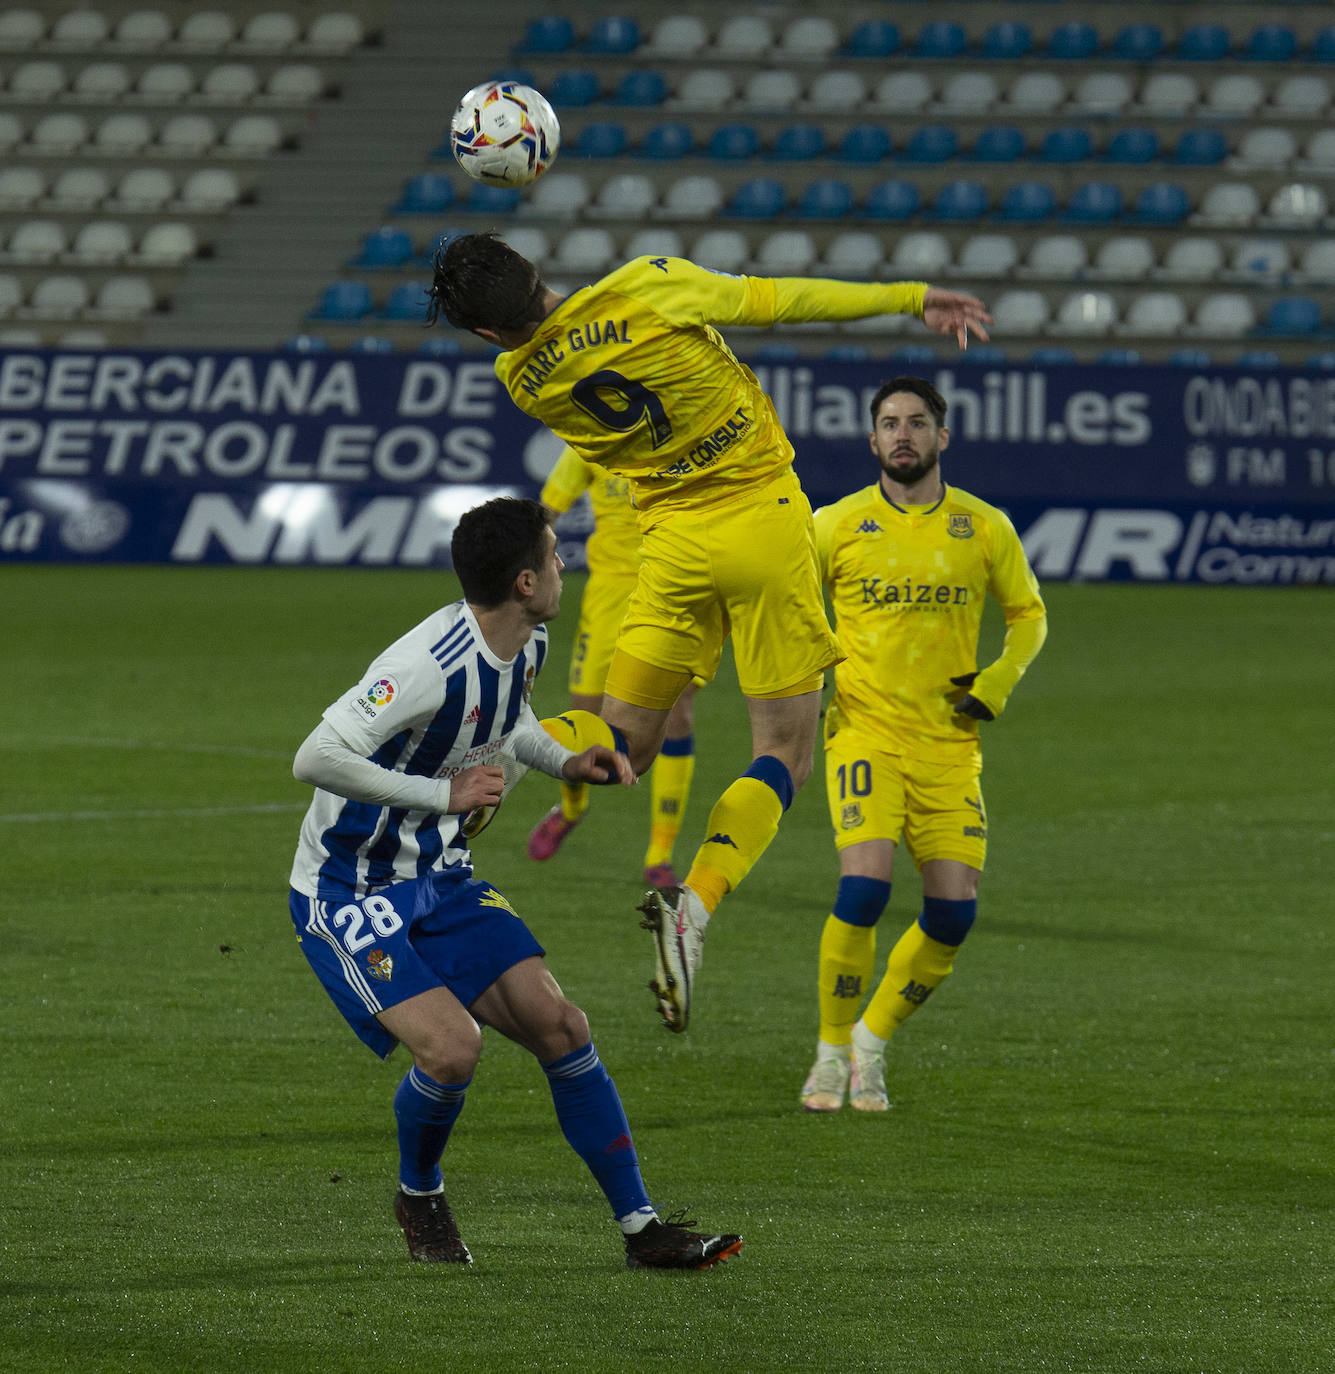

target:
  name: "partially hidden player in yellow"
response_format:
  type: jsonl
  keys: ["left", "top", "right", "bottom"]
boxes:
{"left": 529, "top": 442, "right": 698, "bottom": 888}
{"left": 428, "top": 236, "right": 992, "bottom": 1034}
{"left": 801, "top": 376, "right": 1047, "bottom": 1112}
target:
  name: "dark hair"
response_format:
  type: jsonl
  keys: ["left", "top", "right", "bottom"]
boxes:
{"left": 450, "top": 497, "right": 551, "bottom": 608}
{"left": 869, "top": 375, "right": 948, "bottom": 428}
{"left": 426, "top": 231, "right": 549, "bottom": 333}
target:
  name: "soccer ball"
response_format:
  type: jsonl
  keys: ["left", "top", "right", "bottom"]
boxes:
{"left": 449, "top": 81, "right": 560, "bottom": 187}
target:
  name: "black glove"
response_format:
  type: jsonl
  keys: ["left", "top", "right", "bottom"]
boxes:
{"left": 950, "top": 673, "right": 995, "bottom": 722}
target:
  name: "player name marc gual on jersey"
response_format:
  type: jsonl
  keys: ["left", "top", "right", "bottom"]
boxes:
{"left": 516, "top": 319, "right": 633, "bottom": 397}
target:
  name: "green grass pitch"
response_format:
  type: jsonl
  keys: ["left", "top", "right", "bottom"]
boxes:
{"left": 2, "top": 566, "right": 1331, "bottom": 1373}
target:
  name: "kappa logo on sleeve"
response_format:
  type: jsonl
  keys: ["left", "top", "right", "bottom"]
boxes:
{"left": 356, "top": 676, "right": 398, "bottom": 717}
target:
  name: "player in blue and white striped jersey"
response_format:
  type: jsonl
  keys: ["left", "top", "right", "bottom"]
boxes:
{"left": 286, "top": 497, "right": 742, "bottom": 1271}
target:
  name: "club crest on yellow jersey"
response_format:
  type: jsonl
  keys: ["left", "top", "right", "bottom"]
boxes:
{"left": 948, "top": 514, "right": 975, "bottom": 539}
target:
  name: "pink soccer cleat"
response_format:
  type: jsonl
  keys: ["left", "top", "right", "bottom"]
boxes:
{"left": 527, "top": 806, "right": 580, "bottom": 861}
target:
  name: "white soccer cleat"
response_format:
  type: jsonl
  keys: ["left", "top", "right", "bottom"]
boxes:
{"left": 849, "top": 1046, "right": 890, "bottom": 1112}
{"left": 637, "top": 885, "right": 706, "bottom": 1033}
{"left": 800, "top": 1053, "right": 851, "bottom": 1113}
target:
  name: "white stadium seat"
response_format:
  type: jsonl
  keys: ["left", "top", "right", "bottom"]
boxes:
{"left": 889, "top": 231, "right": 952, "bottom": 277}
{"left": 1088, "top": 236, "right": 1155, "bottom": 281}
{"left": 31, "top": 112, "right": 90, "bottom": 154}
{"left": 1052, "top": 290, "right": 1118, "bottom": 336}
{"left": 822, "top": 231, "right": 884, "bottom": 277}
{"left": 1192, "top": 183, "right": 1260, "bottom": 229}
{"left": 112, "top": 10, "right": 173, "bottom": 52}
{"left": 4, "top": 219, "right": 66, "bottom": 264}
{"left": 552, "top": 228, "right": 616, "bottom": 275}
{"left": 198, "top": 63, "right": 261, "bottom": 104}
{"left": 1262, "top": 183, "right": 1328, "bottom": 230}
{"left": 740, "top": 71, "right": 802, "bottom": 113}
{"left": 872, "top": 71, "right": 934, "bottom": 114}
{"left": 1231, "top": 128, "right": 1297, "bottom": 172}
{"left": 691, "top": 229, "right": 749, "bottom": 274}
{"left": 1190, "top": 293, "right": 1256, "bottom": 338}
{"left": 0, "top": 9, "right": 46, "bottom": 49}
{"left": 302, "top": 12, "right": 365, "bottom": 55}
{"left": 93, "top": 113, "right": 153, "bottom": 155}
{"left": 1298, "top": 129, "right": 1335, "bottom": 175}
{"left": 158, "top": 113, "right": 218, "bottom": 156}
{"left": 1224, "top": 238, "right": 1291, "bottom": 282}
{"left": 71, "top": 61, "right": 132, "bottom": 101}
{"left": 754, "top": 229, "right": 817, "bottom": 275}
{"left": 1003, "top": 72, "right": 1065, "bottom": 115}
{"left": 89, "top": 274, "right": 156, "bottom": 319}
{"left": 1204, "top": 74, "right": 1265, "bottom": 118}
{"left": 176, "top": 11, "right": 237, "bottom": 52}
{"left": 46, "top": 166, "right": 111, "bottom": 210}
{"left": 21, "top": 274, "right": 90, "bottom": 318}
{"left": 8, "top": 60, "right": 68, "bottom": 101}
{"left": 525, "top": 172, "right": 591, "bottom": 219}
{"left": 1118, "top": 292, "right": 1188, "bottom": 337}
{"left": 262, "top": 64, "right": 324, "bottom": 104}
{"left": 107, "top": 166, "right": 176, "bottom": 212}
{"left": 805, "top": 71, "right": 868, "bottom": 112}
{"left": 0, "top": 275, "right": 25, "bottom": 317}
{"left": 1153, "top": 237, "right": 1225, "bottom": 282}
{"left": 238, "top": 11, "right": 300, "bottom": 53}
{"left": 176, "top": 167, "right": 240, "bottom": 211}
{"left": 1294, "top": 241, "right": 1335, "bottom": 285}
{"left": 587, "top": 173, "right": 657, "bottom": 220}
{"left": 68, "top": 219, "right": 134, "bottom": 265}
{"left": 714, "top": 16, "right": 773, "bottom": 60}
{"left": 1022, "top": 234, "right": 1088, "bottom": 279}
{"left": 642, "top": 15, "right": 708, "bottom": 59}
{"left": 51, "top": 9, "right": 109, "bottom": 47}
{"left": 671, "top": 70, "right": 736, "bottom": 112}
{"left": 992, "top": 289, "right": 1050, "bottom": 333}
{"left": 956, "top": 234, "right": 1019, "bottom": 279}
{"left": 0, "top": 167, "right": 46, "bottom": 209}
{"left": 497, "top": 226, "right": 551, "bottom": 264}
{"left": 658, "top": 175, "right": 724, "bottom": 220}
{"left": 222, "top": 114, "right": 282, "bottom": 155}
{"left": 131, "top": 221, "right": 198, "bottom": 267}
{"left": 1069, "top": 72, "right": 1132, "bottom": 117}
{"left": 0, "top": 113, "right": 22, "bottom": 152}
{"left": 779, "top": 17, "right": 839, "bottom": 60}
{"left": 1272, "top": 75, "right": 1329, "bottom": 118}
{"left": 624, "top": 228, "right": 685, "bottom": 259}
{"left": 136, "top": 62, "right": 196, "bottom": 101}
{"left": 939, "top": 71, "right": 1000, "bottom": 115}
{"left": 1136, "top": 72, "right": 1200, "bottom": 117}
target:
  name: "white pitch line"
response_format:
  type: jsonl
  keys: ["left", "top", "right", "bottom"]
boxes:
{"left": 0, "top": 802, "right": 307, "bottom": 824}
{"left": 0, "top": 735, "right": 292, "bottom": 760}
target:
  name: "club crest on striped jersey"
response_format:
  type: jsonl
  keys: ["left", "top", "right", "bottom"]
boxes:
{"left": 366, "top": 949, "right": 394, "bottom": 982}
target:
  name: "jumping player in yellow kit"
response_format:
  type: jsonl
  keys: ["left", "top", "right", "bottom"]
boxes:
{"left": 528, "top": 443, "right": 699, "bottom": 887}
{"left": 428, "top": 237, "right": 992, "bottom": 1034}
{"left": 800, "top": 376, "right": 1047, "bottom": 1112}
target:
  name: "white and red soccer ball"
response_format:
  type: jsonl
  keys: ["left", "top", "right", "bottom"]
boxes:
{"left": 449, "top": 81, "right": 560, "bottom": 187}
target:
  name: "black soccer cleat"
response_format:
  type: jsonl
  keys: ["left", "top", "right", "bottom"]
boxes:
{"left": 625, "top": 1210, "right": 743, "bottom": 1271}
{"left": 394, "top": 1187, "right": 472, "bottom": 1263}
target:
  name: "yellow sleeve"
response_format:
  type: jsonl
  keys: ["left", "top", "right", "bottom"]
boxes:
{"left": 632, "top": 257, "right": 928, "bottom": 329}
{"left": 812, "top": 504, "right": 837, "bottom": 585}
{"left": 538, "top": 444, "right": 595, "bottom": 515}
{"left": 971, "top": 517, "right": 1047, "bottom": 717}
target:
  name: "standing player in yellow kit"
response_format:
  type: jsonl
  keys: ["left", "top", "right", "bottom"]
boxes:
{"left": 428, "top": 236, "right": 992, "bottom": 1034}
{"left": 528, "top": 443, "right": 698, "bottom": 888}
{"left": 800, "top": 377, "right": 1047, "bottom": 1112}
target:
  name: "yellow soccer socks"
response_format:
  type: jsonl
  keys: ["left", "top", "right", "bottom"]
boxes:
{"left": 858, "top": 897, "right": 977, "bottom": 1046}
{"left": 643, "top": 733, "right": 694, "bottom": 870}
{"left": 684, "top": 756, "right": 793, "bottom": 914}
{"left": 815, "top": 878, "right": 889, "bottom": 1046}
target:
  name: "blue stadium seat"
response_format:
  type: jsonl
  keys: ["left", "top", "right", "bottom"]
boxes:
{"left": 902, "top": 125, "right": 958, "bottom": 164}
{"left": 350, "top": 225, "right": 414, "bottom": 269}
{"left": 996, "top": 181, "right": 1056, "bottom": 223}
{"left": 284, "top": 333, "right": 329, "bottom": 351}
{"left": 770, "top": 124, "right": 826, "bottom": 161}
{"left": 824, "top": 344, "right": 871, "bottom": 362}
{"left": 1167, "top": 349, "right": 1214, "bottom": 368}
{"left": 1039, "top": 128, "right": 1093, "bottom": 164}
{"left": 970, "top": 125, "right": 1025, "bottom": 162}
{"left": 929, "top": 179, "right": 987, "bottom": 222}
{"left": 913, "top": 21, "right": 966, "bottom": 59}
{"left": 421, "top": 227, "right": 467, "bottom": 267}
{"left": 380, "top": 282, "right": 429, "bottom": 320}
{"left": 1113, "top": 24, "right": 1163, "bottom": 61}
{"left": 1244, "top": 24, "right": 1296, "bottom": 62}
{"left": 982, "top": 22, "right": 1032, "bottom": 60}
{"left": 1312, "top": 28, "right": 1335, "bottom": 62}
{"left": 612, "top": 70, "right": 664, "bottom": 106}
{"left": 583, "top": 15, "right": 640, "bottom": 54}
{"left": 417, "top": 336, "right": 462, "bottom": 357}
{"left": 1173, "top": 129, "right": 1227, "bottom": 166}
{"left": 514, "top": 16, "right": 574, "bottom": 54}
{"left": 839, "top": 125, "right": 892, "bottom": 163}
{"left": 1129, "top": 182, "right": 1190, "bottom": 225}
{"left": 796, "top": 178, "right": 855, "bottom": 220}
{"left": 392, "top": 173, "right": 453, "bottom": 215}
{"left": 351, "top": 335, "right": 396, "bottom": 353}
{"left": 1097, "top": 349, "right": 1141, "bottom": 367}
{"left": 1029, "top": 347, "right": 1077, "bottom": 365}
{"left": 1234, "top": 350, "right": 1281, "bottom": 369}
{"left": 708, "top": 123, "right": 761, "bottom": 160}
{"left": 957, "top": 344, "right": 1009, "bottom": 365}
{"left": 309, "top": 281, "right": 373, "bottom": 321}
{"left": 889, "top": 344, "right": 938, "bottom": 365}
{"left": 548, "top": 68, "right": 600, "bottom": 107}
{"left": 1177, "top": 24, "right": 1231, "bottom": 61}
{"left": 1047, "top": 22, "right": 1099, "bottom": 60}
{"left": 726, "top": 178, "right": 786, "bottom": 218}
{"left": 1306, "top": 351, "right": 1335, "bottom": 369}
{"left": 1261, "top": 297, "right": 1323, "bottom": 336}
{"left": 639, "top": 122, "right": 693, "bottom": 160}
{"left": 615, "top": 69, "right": 666, "bottom": 106}
{"left": 1104, "top": 128, "right": 1160, "bottom": 164}
{"left": 864, "top": 180, "right": 921, "bottom": 221}
{"left": 575, "top": 122, "right": 628, "bottom": 158}
{"left": 843, "top": 20, "right": 899, "bottom": 59}
{"left": 751, "top": 343, "right": 801, "bottom": 363}
{"left": 465, "top": 183, "right": 521, "bottom": 213}
{"left": 1063, "top": 182, "right": 1123, "bottom": 224}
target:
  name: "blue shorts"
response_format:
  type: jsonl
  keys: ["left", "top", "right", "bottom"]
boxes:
{"left": 288, "top": 871, "right": 545, "bottom": 1059}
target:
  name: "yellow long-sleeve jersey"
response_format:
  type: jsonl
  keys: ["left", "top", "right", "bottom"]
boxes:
{"left": 495, "top": 257, "right": 927, "bottom": 525}
{"left": 539, "top": 443, "right": 638, "bottom": 576}
{"left": 815, "top": 482, "right": 1047, "bottom": 764}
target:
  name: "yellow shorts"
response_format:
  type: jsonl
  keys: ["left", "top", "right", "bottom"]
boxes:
{"left": 823, "top": 726, "right": 987, "bottom": 871}
{"left": 611, "top": 469, "right": 841, "bottom": 698}
{"left": 568, "top": 569, "right": 636, "bottom": 696}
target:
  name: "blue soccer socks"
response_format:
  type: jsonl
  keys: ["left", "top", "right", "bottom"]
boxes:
{"left": 394, "top": 1065, "right": 469, "bottom": 1194}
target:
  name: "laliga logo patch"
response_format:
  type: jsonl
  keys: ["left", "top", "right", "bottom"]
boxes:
{"left": 948, "top": 514, "right": 975, "bottom": 540}
{"left": 361, "top": 677, "right": 398, "bottom": 714}
{"left": 366, "top": 949, "right": 394, "bottom": 982}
